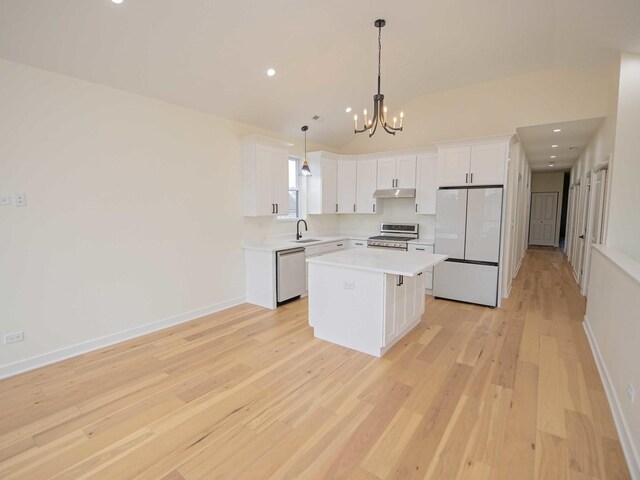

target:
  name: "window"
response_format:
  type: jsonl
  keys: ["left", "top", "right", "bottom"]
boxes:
{"left": 279, "top": 157, "right": 301, "bottom": 220}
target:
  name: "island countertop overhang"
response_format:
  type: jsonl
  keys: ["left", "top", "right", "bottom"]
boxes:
{"left": 306, "top": 248, "right": 448, "bottom": 277}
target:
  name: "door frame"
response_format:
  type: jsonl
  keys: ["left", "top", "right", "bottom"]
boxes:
{"left": 528, "top": 191, "right": 559, "bottom": 247}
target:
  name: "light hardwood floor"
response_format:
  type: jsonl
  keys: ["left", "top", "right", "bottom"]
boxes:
{"left": 0, "top": 249, "right": 631, "bottom": 479}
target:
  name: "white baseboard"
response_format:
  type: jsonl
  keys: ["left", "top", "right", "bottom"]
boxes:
{"left": 0, "top": 296, "right": 246, "bottom": 380}
{"left": 583, "top": 317, "right": 640, "bottom": 479}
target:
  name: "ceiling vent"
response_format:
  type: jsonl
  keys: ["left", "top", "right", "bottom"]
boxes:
{"left": 311, "top": 115, "right": 324, "bottom": 123}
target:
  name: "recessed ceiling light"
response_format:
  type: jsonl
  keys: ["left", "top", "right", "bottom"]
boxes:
{"left": 553, "top": 128, "right": 562, "bottom": 133}
{"left": 111, "top": 0, "right": 123, "bottom": 3}
{"left": 552, "top": 144, "right": 558, "bottom": 148}
{"left": 549, "top": 164, "right": 554, "bottom": 167}
{"left": 550, "top": 155, "right": 557, "bottom": 159}
{"left": 345, "top": 107, "right": 352, "bottom": 113}
{"left": 266, "top": 68, "right": 276, "bottom": 77}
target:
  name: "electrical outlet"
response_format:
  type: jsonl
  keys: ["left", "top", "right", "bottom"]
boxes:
{"left": 14, "top": 193, "right": 26, "bottom": 207}
{"left": 344, "top": 281, "right": 355, "bottom": 290}
{"left": 628, "top": 383, "right": 636, "bottom": 403}
{"left": 4, "top": 331, "right": 24, "bottom": 344}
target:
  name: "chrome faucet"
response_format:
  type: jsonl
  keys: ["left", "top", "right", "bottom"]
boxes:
{"left": 296, "top": 219, "right": 308, "bottom": 240}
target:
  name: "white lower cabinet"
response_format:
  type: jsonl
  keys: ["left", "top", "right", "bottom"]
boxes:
{"left": 304, "top": 241, "right": 347, "bottom": 292}
{"left": 408, "top": 244, "right": 434, "bottom": 290}
{"left": 383, "top": 273, "right": 425, "bottom": 347}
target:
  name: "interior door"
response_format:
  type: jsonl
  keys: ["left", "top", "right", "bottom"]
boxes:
{"left": 337, "top": 160, "right": 357, "bottom": 213}
{"left": 396, "top": 155, "right": 417, "bottom": 188}
{"left": 377, "top": 157, "right": 396, "bottom": 189}
{"left": 578, "top": 179, "right": 592, "bottom": 285}
{"left": 435, "top": 188, "right": 467, "bottom": 259}
{"left": 356, "top": 159, "right": 378, "bottom": 213}
{"left": 528, "top": 192, "right": 558, "bottom": 246}
{"left": 571, "top": 182, "right": 582, "bottom": 279}
{"left": 465, "top": 188, "right": 503, "bottom": 263}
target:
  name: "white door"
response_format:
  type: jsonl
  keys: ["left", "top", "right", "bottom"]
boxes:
{"left": 396, "top": 155, "right": 417, "bottom": 188}
{"left": 356, "top": 159, "right": 378, "bottom": 214}
{"left": 437, "top": 147, "right": 471, "bottom": 187}
{"left": 321, "top": 158, "right": 338, "bottom": 214}
{"left": 377, "top": 157, "right": 396, "bottom": 189}
{"left": 272, "top": 148, "right": 290, "bottom": 216}
{"left": 469, "top": 143, "right": 506, "bottom": 185}
{"left": 465, "top": 188, "right": 503, "bottom": 263}
{"left": 528, "top": 192, "right": 558, "bottom": 246}
{"left": 435, "top": 189, "right": 467, "bottom": 259}
{"left": 415, "top": 153, "right": 438, "bottom": 214}
{"left": 337, "top": 160, "right": 357, "bottom": 213}
{"left": 571, "top": 182, "right": 582, "bottom": 280}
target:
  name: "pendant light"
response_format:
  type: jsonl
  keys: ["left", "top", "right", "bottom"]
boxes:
{"left": 300, "top": 125, "right": 312, "bottom": 176}
{"left": 353, "top": 19, "right": 404, "bottom": 137}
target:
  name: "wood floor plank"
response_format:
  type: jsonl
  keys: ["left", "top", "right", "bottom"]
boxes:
{"left": 0, "top": 248, "right": 631, "bottom": 479}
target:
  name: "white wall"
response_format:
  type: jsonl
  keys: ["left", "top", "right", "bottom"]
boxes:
{"left": 530, "top": 172, "right": 566, "bottom": 247}
{"left": 340, "top": 67, "right": 610, "bottom": 155}
{"left": 0, "top": 59, "right": 339, "bottom": 374}
{"left": 606, "top": 54, "right": 640, "bottom": 262}
{"left": 580, "top": 54, "right": 640, "bottom": 477}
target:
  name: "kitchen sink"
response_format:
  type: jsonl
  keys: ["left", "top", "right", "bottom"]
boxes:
{"left": 291, "top": 239, "right": 320, "bottom": 243}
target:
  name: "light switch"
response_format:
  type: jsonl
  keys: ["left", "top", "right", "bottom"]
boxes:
{"left": 0, "top": 195, "right": 10, "bottom": 205}
{"left": 14, "top": 193, "right": 26, "bottom": 207}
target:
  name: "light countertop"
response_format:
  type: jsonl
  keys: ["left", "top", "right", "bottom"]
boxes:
{"left": 243, "top": 234, "right": 371, "bottom": 252}
{"left": 306, "top": 248, "right": 447, "bottom": 276}
{"left": 243, "top": 233, "right": 434, "bottom": 252}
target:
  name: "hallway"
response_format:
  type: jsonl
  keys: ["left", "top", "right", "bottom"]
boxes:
{"left": 0, "top": 249, "right": 631, "bottom": 479}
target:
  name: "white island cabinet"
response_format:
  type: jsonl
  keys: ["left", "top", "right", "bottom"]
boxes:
{"left": 307, "top": 249, "right": 447, "bottom": 357}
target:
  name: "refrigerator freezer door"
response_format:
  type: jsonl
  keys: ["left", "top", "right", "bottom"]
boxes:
{"left": 433, "top": 261, "right": 499, "bottom": 307}
{"left": 435, "top": 189, "right": 467, "bottom": 259}
{"left": 465, "top": 188, "right": 503, "bottom": 263}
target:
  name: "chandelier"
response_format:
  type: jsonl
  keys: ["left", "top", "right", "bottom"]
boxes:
{"left": 353, "top": 19, "right": 404, "bottom": 137}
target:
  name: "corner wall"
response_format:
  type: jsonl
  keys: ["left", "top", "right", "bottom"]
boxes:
{"left": 0, "top": 59, "right": 339, "bottom": 376}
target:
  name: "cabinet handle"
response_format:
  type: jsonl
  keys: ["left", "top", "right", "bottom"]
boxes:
{"left": 415, "top": 204, "right": 418, "bottom": 213}
{"left": 417, "top": 272, "right": 423, "bottom": 276}
{"left": 337, "top": 243, "right": 344, "bottom": 247}
{"left": 335, "top": 203, "right": 338, "bottom": 213}
{"left": 355, "top": 242, "right": 363, "bottom": 246}
{"left": 465, "top": 173, "right": 469, "bottom": 184}
{"left": 353, "top": 204, "right": 356, "bottom": 212}
{"left": 470, "top": 173, "right": 474, "bottom": 183}
{"left": 373, "top": 204, "right": 376, "bottom": 213}
{"left": 275, "top": 204, "right": 279, "bottom": 214}
{"left": 415, "top": 248, "right": 425, "bottom": 251}
{"left": 397, "top": 275, "right": 404, "bottom": 287}
{"left": 271, "top": 204, "right": 275, "bottom": 214}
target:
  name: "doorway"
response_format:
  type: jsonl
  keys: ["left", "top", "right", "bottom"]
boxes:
{"left": 529, "top": 192, "right": 558, "bottom": 246}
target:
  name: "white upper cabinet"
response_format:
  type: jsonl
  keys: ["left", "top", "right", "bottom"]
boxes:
{"left": 377, "top": 155, "right": 416, "bottom": 189}
{"left": 436, "top": 147, "right": 471, "bottom": 187}
{"left": 337, "top": 159, "right": 357, "bottom": 213}
{"left": 308, "top": 152, "right": 338, "bottom": 214}
{"left": 377, "top": 158, "right": 397, "bottom": 189}
{"left": 356, "top": 158, "right": 378, "bottom": 214}
{"left": 436, "top": 138, "right": 510, "bottom": 187}
{"left": 242, "top": 137, "right": 289, "bottom": 217}
{"left": 396, "top": 155, "right": 417, "bottom": 188}
{"left": 415, "top": 153, "right": 438, "bottom": 214}
{"left": 469, "top": 143, "right": 506, "bottom": 185}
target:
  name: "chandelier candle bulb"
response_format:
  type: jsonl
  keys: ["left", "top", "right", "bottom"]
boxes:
{"left": 393, "top": 117, "right": 397, "bottom": 128}
{"left": 400, "top": 111, "right": 404, "bottom": 128}
{"left": 354, "top": 114, "right": 358, "bottom": 130}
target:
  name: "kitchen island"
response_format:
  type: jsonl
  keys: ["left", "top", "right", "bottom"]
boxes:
{"left": 307, "top": 248, "right": 447, "bottom": 357}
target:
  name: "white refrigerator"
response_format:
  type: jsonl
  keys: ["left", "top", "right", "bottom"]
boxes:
{"left": 433, "top": 187, "right": 503, "bottom": 307}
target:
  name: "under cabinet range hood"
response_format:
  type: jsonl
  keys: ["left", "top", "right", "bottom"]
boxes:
{"left": 372, "top": 188, "right": 416, "bottom": 199}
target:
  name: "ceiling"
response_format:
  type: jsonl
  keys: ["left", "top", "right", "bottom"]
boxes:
{"left": 1, "top": 1, "right": 639, "bottom": 148}
{"left": 517, "top": 117, "right": 604, "bottom": 172}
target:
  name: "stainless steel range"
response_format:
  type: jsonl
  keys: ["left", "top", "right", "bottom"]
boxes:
{"left": 367, "top": 223, "right": 419, "bottom": 250}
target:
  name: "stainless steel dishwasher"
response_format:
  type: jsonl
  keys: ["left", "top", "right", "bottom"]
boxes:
{"left": 276, "top": 247, "right": 306, "bottom": 304}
